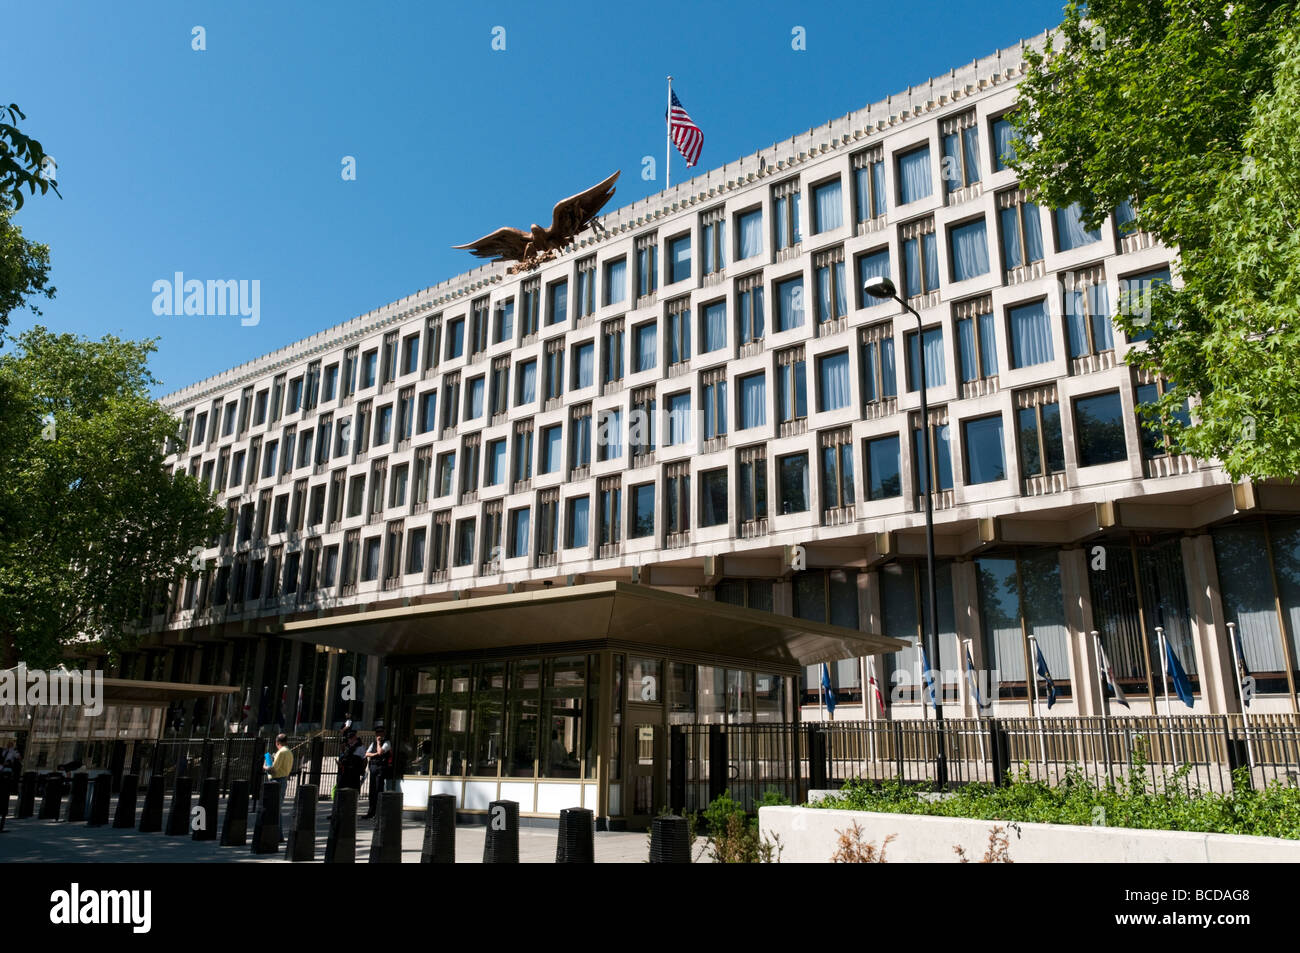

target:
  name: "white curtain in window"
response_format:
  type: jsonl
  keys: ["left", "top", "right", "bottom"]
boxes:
{"left": 994, "top": 119, "right": 1016, "bottom": 170}
{"left": 570, "top": 498, "right": 589, "bottom": 548}
{"left": 520, "top": 362, "right": 536, "bottom": 402}
{"left": 1023, "top": 203, "right": 1045, "bottom": 262}
{"left": 999, "top": 207, "right": 1022, "bottom": 270}
{"left": 858, "top": 250, "right": 890, "bottom": 299}
{"left": 705, "top": 302, "right": 726, "bottom": 352}
{"left": 1056, "top": 203, "right": 1102, "bottom": 252}
{"left": 817, "top": 266, "right": 833, "bottom": 321}
{"left": 1114, "top": 198, "right": 1137, "bottom": 233}
{"left": 577, "top": 343, "right": 594, "bottom": 387}
{"left": 739, "top": 211, "right": 763, "bottom": 259}
{"left": 924, "top": 330, "right": 945, "bottom": 388}
{"left": 512, "top": 510, "right": 530, "bottom": 557}
{"left": 1088, "top": 283, "right": 1113, "bottom": 351}
{"left": 671, "top": 238, "right": 691, "bottom": 282}
{"left": 898, "top": 147, "right": 932, "bottom": 204}
{"left": 978, "top": 312, "right": 998, "bottom": 377}
{"left": 977, "top": 557, "right": 1026, "bottom": 681}
{"left": 1216, "top": 526, "right": 1290, "bottom": 671}
{"left": 904, "top": 238, "right": 921, "bottom": 297}
{"left": 854, "top": 167, "right": 871, "bottom": 222}
{"left": 923, "top": 233, "right": 940, "bottom": 292}
{"left": 637, "top": 326, "right": 657, "bottom": 372}
{"left": 962, "top": 126, "right": 981, "bottom": 183}
{"left": 741, "top": 375, "right": 766, "bottom": 428}
{"left": 815, "top": 180, "right": 843, "bottom": 232}
{"left": 1066, "top": 290, "right": 1089, "bottom": 358}
{"left": 819, "top": 353, "right": 851, "bottom": 410}
{"left": 669, "top": 396, "right": 691, "bottom": 444}
{"left": 958, "top": 318, "right": 978, "bottom": 382}
{"left": 942, "top": 132, "right": 962, "bottom": 191}
{"left": 833, "top": 261, "right": 847, "bottom": 318}
{"left": 950, "top": 220, "right": 990, "bottom": 281}
{"left": 1010, "top": 300, "right": 1054, "bottom": 368}
{"left": 605, "top": 259, "right": 627, "bottom": 305}
{"left": 779, "top": 278, "right": 804, "bottom": 329}
{"left": 871, "top": 162, "right": 886, "bottom": 216}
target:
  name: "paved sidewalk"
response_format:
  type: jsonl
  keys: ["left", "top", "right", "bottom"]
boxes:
{"left": 0, "top": 800, "right": 654, "bottom": 863}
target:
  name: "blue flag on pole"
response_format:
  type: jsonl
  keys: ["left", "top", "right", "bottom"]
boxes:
{"left": 919, "top": 645, "right": 938, "bottom": 710}
{"left": 1164, "top": 638, "right": 1195, "bottom": 709}
{"left": 820, "top": 662, "right": 836, "bottom": 719}
{"left": 1034, "top": 642, "right": 1057, "bottom": 709}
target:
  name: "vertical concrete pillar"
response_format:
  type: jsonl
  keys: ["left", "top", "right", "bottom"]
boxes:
{"left": 249, "top": 637, "right": 269, "bottom": 733}
{"left": 361, "top": 655, "right": 381, "bottom": 729}
{"left": 1059, "top": 547, "right": 1100, "bottom": 716}
{"left": 1182, "top": 534, "right": 1232, "bottom": 714}
{"left": 283, "top": 640, "right": 303, "bottom": 731}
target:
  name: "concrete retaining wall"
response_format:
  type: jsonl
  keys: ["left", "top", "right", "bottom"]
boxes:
{"left": 759, "top": 806, "right": 1300, "bottom": 863}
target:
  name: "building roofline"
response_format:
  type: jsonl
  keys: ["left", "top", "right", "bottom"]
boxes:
{"left": 160, "top": 29, "right": 1050, "bottom": 409}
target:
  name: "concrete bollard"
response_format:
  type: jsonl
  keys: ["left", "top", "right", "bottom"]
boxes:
{"left": 38, "top": 775, "right": 64, "bottom": 820}
{"left": 220, "top": 778, "right": 250, "bottom": 847}
{"left": 555, "top": 807, "right": 595, "bottom": 863}
{"left": 193, "top": 778, "right": 219, "bottom": 842}
{"left": 324, "top": 786, "right": 357, "bottom": 863}
{"left": 113, "top": 775, "right": 139, "bottom": 829}
{"left": 17, "top": 771, "right": 38, "bottom": 819}
{"left": 285, "top": 784, "right": 318, "bottom": 862}
{"left": 368, "top": 790, "right": 403, "bottom": 863}
{"left": 164, "top": 775, "right": 193, "bottom": 836}
{"left": 137, "top": 776, "right": 165, "bottom": 833}
{"left": 420, "top": 793, "right": 456, "bottom": 863}
{"left": 649, "top": 814, "right": 691, "bottom": 863}
{"left": 66, "top": 773, "right": 89, "bottom": 823}
{"left": 482, "top": 799, "right": 519, "bottom": 864}
{"left": 250, "top": 781, "right": 281, "bottom": 855}
{"left": 86, "top": 774, "right": 112, "bottom": 827}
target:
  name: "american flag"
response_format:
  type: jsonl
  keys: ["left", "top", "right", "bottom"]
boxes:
{"left": 667, "top": 89, "right": 703, "bottom": 168}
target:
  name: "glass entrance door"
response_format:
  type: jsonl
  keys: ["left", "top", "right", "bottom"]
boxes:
{"left": 624, "top": 703, "right": 664, "bottom": 828}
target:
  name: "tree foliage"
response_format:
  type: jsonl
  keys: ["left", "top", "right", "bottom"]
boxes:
{"left": 0, "top": 328, "right": 225, "bottom": 668}
{"left": 1010, "top": 1, "right": 1300, "bottom": 479}
{"left": 0, "top": 103, "right": 59, "bottom": 211}
{"left": 0, "top": 194, "right": 54, "bottom": 341}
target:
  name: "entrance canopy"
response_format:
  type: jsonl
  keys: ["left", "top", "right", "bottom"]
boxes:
{"left": 273, "top": 581, "right": 907, "bottom": 672}
{"left": 98, "top": 679, "right": 240, "bottom": 705}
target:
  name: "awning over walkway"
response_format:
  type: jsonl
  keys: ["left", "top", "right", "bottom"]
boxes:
{"left": 99, "top": 678, "right": 240, "bottom": 705}
{"left": 272, "top": 581, "right": 908, "bottom": 671}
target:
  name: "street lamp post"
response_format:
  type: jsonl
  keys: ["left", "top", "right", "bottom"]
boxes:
{"left": 864, "top": 276, "right": 948, "bottom": 788}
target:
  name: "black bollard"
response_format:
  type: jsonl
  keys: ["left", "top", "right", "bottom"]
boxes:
{"left": 17, "top": 771, "right": 37, "bottom": 819}
{"left": 555, "top": 807, "right": 594, "bottom": 863}
{"left": 250, "top": 781, "right": 281, "bottom": 855}
{"left": 66, "top": 773, "right": 89, "bottom": 822}
{"left": 482, "top": 799, "right": 519, "bottom": 864}
{"left": 285, "top": 783, "right": 318, "bottom": 862}
{"left": 0, "top": 776, "right": 10, "bottom": 832}
{"left": 109, "top": 741, "right": 126, "bottom": 794}
{"left": 137, "top": 775, "right": 165, "bottom": 833}
{"left": 325, "top": 786, "right": 358, "bottom": 863}
{"left": 420, "top": 794, "right": 456, "bottom": 863}
{"left": 86, "top": 774, "right": 112, "bottom": 827}
{"left": 368, "top": 790, "right": 403, "bottom": 863}
{"left": 164, "top": 775, "right": 193, "bottom": 836}
{"left": 113, "top": 775, "right": 139, "bottom": 829}
{"left": 38, "top": 775, "right": 64, "bottom": 820}
{"left": 649, "top": 814, "right": 691, "bottom": 863}
{"left": 193, "top": 778, "right": 219, "bottom": 842}
{"left": 308, "top": 737, "right": 324, "bottom": 791}
{"left": 220, "top": 778, "right": 249, "bottom": 847}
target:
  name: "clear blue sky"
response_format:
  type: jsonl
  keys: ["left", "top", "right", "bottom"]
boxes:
{"left": 2, "top": 0, "right": 1066, "bottom": 395}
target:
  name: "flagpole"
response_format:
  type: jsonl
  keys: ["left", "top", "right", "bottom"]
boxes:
{"left": 859, "top": 654, "right": 875, "bottom": 769}
{"left": 666, "top": 76, "right": 673, "bottom": 191}
{"left": 1156, "top": 626, "right": 1176, "bottom": 772}
{"left": 1226, "top": 621, "right": 1256, "bottom": 771}
{"left": 818, "top": 665, "right": 825, "bottom": 724}
{"left": 962, "top": 638, "right": 986, "bottom": 764}
{"left": 1091, "top": 631, "right": 1114, "bottom": 783}
{"left": 1027, "top": 635, "right": 1048, "bottom": 773}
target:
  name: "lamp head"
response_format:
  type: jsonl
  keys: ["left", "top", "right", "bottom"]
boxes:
{"left": 863, "top": 275, "right": 898, "bottom": 300}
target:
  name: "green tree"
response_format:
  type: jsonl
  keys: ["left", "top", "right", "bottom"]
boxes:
{"left": 0, "top": 327, "right": 225, "bottom": 668}
{"left": 0, "top": 194, "right": 54, "bottom": 342}
{"left": 1010, "top": 1, "right": 1300, "bottom": 480}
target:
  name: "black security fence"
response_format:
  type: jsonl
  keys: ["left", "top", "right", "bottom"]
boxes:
{"left": 669, "top": 714, "right": 1300, "bottom": 812}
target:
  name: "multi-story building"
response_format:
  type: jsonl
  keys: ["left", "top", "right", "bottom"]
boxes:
{"left": 105, "top": 32, "right": 1300, "bottom": 822}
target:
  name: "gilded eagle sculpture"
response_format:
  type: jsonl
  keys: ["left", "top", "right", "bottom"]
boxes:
{"left": 453, "top": 170, "right": 620, "bottom": 273}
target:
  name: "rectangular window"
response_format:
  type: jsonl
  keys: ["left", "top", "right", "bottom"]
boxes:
{"left": 435, "top": 452, "right": 455, "bottom": 498}
{"left": 702, "top": 208, "right": 726, "bottom": 275}
{"left": 820, "top": 430, "right": 855, "bottom": 510}
{"left": 567, "top": 496, "right": 590, "bottom": 549}
{"left": 665, "top": 463, "right": 690, "bottom": 535}
{"left": 668, "top": 233, "right": 691, "bottom": 284}
{"left": 896, "top": 145, "right": 933, "bottom": 205}
{"left": 1119, "top": 266, "right": 1172, "bottom": 344}
{"left": 1017, "top": 398, "right": 1066, "bottom": 478}
{"left": 631, "top": 483, "right": 655, "bottom": 538}
{"left": 1066, "top": 268, "right": 1114, "bottom": 358}
{"left": 905, "top": 327, "right": 945, "bottom": 391}
{"left": 963, "top": 414, "right": 1006, "bottom": 484}
{"left": 700, "top": 468, "right": 728, "bottom": 527}
{"left": 776, "top": 348, "right": 807, "bottom": 423}
{"left": 702, "top": 370, "right": 727, "bottom": 440}
{"left": 516, "top": 359, "right": 537, "bottom": 405}
{"left": 544, "top": 341, "right": 564, "bottom": 403}
{"left": 1135, "top": 380, "right": 1190, "bottom": 459}
{"left": 597, "top": 408, "right": 623, "bottom": 461}
{"left": 494, "top": 298, "right": 514, "bottom": 344}
{"left": 402, "top": 335, "right": 420, "bottom": 375}
{"left": 346, "top": 474, "right": 365, "bottom": 517}
{"left": 406, "top": 526, "right": 426, "bottom": 574}
{"left": 949, "top": 218, "right": 990, "bottom": 282}
{"left": 738, "top": 372, "right": 766, "bottom": 430}
{"left": 811, "top": 178, "right": 843, "bottom": 233}
{"left": 773, "top": 180, "right": 801, "bottom": 251}
{"left": 575, "top": 258, "right": 596, "bottom": 319}
{"left": 778, "top": 452, "right": 810, "bottom": 514}
{"left": 776, "top": 276, "right": 804, "bottom": 331}
{"left": 853, "top": 148, "right": 887, "bottom": 223}
{"left": 813, "top": 248, "right": 848, "bottom": 323}
{"left": 418, "top": 392, "right": 437, "bottom": 434}
{"left": 667, "top": 300, "right": 691, "bottom": 365}
{"left": 992, "top": 114, "right": 1016, "bottom": 171}
{"left": 902, "top": 220, "right": 940, "bottom": 297}
{"left": 865, "top": 434, "right": 902, "bottom": 500}
{"left": 544, "top": 278, "right": 565, "bottom": 328}
{"left": 362, "top": 350, "right": 378, "bottom": 389}
{"left": 390, "top": 463, "right": 409, "bottom": 508}
{"left": 361, "top": 537, "right": 382, "bottom": 582}
{"left": 940, "top": 113, "right": 981, "bottom": 194}
{"left": 446, "top": 318, "right": 465, "bottom": 360}
{"left": 602, "top": 319, "right": 624, "bottom": 386}
{"left": 737, "top": 208, "right": 763, "bottom": 260}
{"left": 1074, "top": 391, "right": 1127, "bottom": 467}
{"left": 466, "top": 377, "right": 485, "bottom": 419}
{"left": 666, "top": 392, "right": 691, "bottom": 446}
{"left": 634, "top": 321, "right": 657, "bottom": 373}
{"left": 254, "top": 391, "right": 268, "bottom": 426}
{"left": 636, "top": 236, "right": 658, "bottom": 298}
{"left": 486, "top": 438, "right": 507, "bottom": 486}
{"left": 469, "top": 299, "right": 490, "bottom": 356}
{"left": 573, "top": 341, "right": 595, "bottom": 389}
{"left": 460, "top": 436, "right": 481, "bottom": 496}
{"left": 1008, "top": 299, "right": 1054, "bottom": 369}
{"left": 513, "top": 422, "right": 534, "bottom": 484}
{"left": 817, "top": 351, "right": 851, "bottom": 412}
{"left": 856, "top": 248, "right": 890, "bottom": 308}
{"left": 956, "top": 297, "right": 998, "bottom": 383}
{"left": 860, "top": 323, "right": 897, "bottom": 405}
{"left": 454, "top": 519, "right": 475, "bottom": 567}
{"left": 738, "top": 447, "right": 767, "bottom": 523}
{"left": 423, "top": 320, "right": 441, "bottom": 373}
{"left": 913, "top": 414, "right": 954, "bottom": 494}
{"left": 701, "top": 300, "right": 727, "bottom": 354}
{"left": 998, "top": 190, "right": 1045, "bottom": 271}
{"left": 738, "top": 275, "right": 765, "bottom": 344}
{"left": 509, "top": 507, "right": 530, "bottom": 559}
{"left": 570, "top": 405, "right": 592, "bottom": 469}
{"left": 1055, "top": 203, "right": 1103, "bottom": 252}
{"left": 603, "top": 257, "right": 627, "bottom": 307}
{"left": 630, "top": 387, "right": 656, "bottom": 457}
